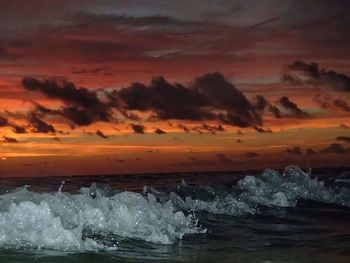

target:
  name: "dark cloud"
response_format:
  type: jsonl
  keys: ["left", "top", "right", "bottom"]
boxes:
{"left": 333, "top": 99, "right": 350, "bottom": 112}
{"left": 252, "top": 95, "right": 281, "bottom": 118}
{"left": 321, "top": 143, "right": 350, "bottom": 154}
{"left": 340, "top": 123, "right": 349, "bottom": 129}
{"left": 253, "top": 126, "right": 273, "bottom": 133}
{"left": 191, "top": 124, "right": 225, "bottom": 134}
{"left": 72, "top": 67, "right": 114, "bottom": 76}
{"left": 23, "top": 73, "right": 271, "bottom": 130}
{"left": 117, "top": 72, "right": 263, "bottom": 128}
{"left": 0, "top": 115, "right": 27, "bottom": 133}
{"left": 336, "top": 136, "right": 350, "bottom": 143}
{"left": 285, "top": 146, "right": 302, "bottom": 155}
{"left": 314, "top": 94, "right": 350, "bottom": 112}
{"left": 283, "top": 61, "right": 350, "bottom": 92}
{"left": 96, "top": 130, "right": 108, "bottom": 139}
{"left": 11, "top": 124, "right": 27, "bottom": 134}
{"left": 145, "top": 149, "right": 159, "bottom": 153}
{"left": 154, "top": 128, "right": 166, "bottom": 134}
{"left": 23, "top": 78, "right": 103, "bottom": 108}
{"left": 23, "top": 78, "right": 113, "bottom": 126}
{"left": 131, "top": 123, "right": 145, "bottom": 134}
{"left": 281, "top": 73, "right": 303, "bottom": 85}
{"left": 34, "top": 103, "right": 96, "bottom": 126}
{"left": 29, "top": 115, "right": 56, "bottom": 133}
{"left": 178, "top": 124, "right": 190, "bottom": 132}
{"left": 279, "top": 96, "right": 308, "bottom": 117}
{"left": 198, "top": 124, "right": 225, "bottom": 134}
{"left": 193, "top": 72, "right": 262, "bottom": 126}
{"left": 118, "top": 76, "right": 212, "bottom": 121}
{"left": 0, "top": 116, "right": 9, "bottom": 126}
{"left": 2, "top": 136, "right": 18, "bottom": 143}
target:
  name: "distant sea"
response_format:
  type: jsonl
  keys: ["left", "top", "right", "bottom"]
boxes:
{"left": 0, "top": 166, "right": 349, "bottom": 262}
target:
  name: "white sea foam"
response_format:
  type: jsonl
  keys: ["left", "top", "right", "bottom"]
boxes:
{"left": 0, "top": 165, "right": 349, "bottom": 251}
{"left": 167, "top": 166, "right": 350, "bottom": 216}
{"left": 236, "top": 166, "right": 350, "bottom": 208}
{"left": 0, "top": 188, "right": 205, "bottom": 251}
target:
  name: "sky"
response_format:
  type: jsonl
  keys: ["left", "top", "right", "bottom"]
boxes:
{"left": 0, "top": 0, "right": 350, "bottom": 177}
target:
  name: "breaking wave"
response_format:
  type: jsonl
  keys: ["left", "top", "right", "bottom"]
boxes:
{"left": 0, "top": 188, "right": 204, "bottom": 251}
{"left": 163, "top": 166, "right": 350, "bottom": 216}
{"left": 0, "top": 165, "right": 349, "bottom": 251}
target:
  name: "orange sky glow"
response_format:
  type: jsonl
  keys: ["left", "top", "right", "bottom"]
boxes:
{"left": 0, "top": 0, "right": 349, "bottom": 176}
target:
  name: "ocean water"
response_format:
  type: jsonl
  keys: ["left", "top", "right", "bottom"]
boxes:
{"left": 0, "top": 165, "right": 349, "bottom": 262}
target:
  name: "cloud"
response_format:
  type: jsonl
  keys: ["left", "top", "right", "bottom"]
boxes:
{"left": 0, "top": 116, "right": 9, "bottom": 126}
{"left": 72, "top": 67, "right": 114, "bottom": 76}
{"left": 117, "top": 72, "right": 263, "bottom": 128}
{"left": 154, "top": 128, "right": 166, "bottom": 134}
{"left": 96, "top": 130, "right": 108, "bottom": 139}
{"left": 193, "top": 124, "right": 225, "bottom": 134}
{"left": 0, "top": 115, "right": 27, "bottom": 133}
{"left": 118, "top": 76, "right": 212, "bottom": 121}
{"left": 11, "top": 124, "right": 27, "bottom": 134}
{"left": 314, "top": 94, "right": 350, "bottom": 112}
{"left": 177, "top": 123, "right": 190, "bottom": 132}
{"left": 284, "top": 147, "right": 316, "bottom": 155}
{"left": 340, "top": 123, "right": 349, "bottom": 129}
{"left": 29, "top": 115, "right": 56, "bottom": 133}
{"left": 284, "top": 146, "right": 302, "bottom": 155}
{"left": 23, "top": 78, "right": 113, "bottom": 126}
{"left": 336, "top": 136, "right": 350, "bottom": 143}
{"left": 23, "top": 78, "right": 103, "bottom": 109}
{"left": 279, "top": 96, "right": 308, "bottom": 117}
{"left": 253, "top": 126, "right": 273, "bottom": 133}
{"left": 23, "top": 72, "right": 269, "bottom": 130}
{"left": 131, "top": 124, "right": 145, "bottom": 134}
{"left": 321, "top": 143, "right": 350, "bottom": 154}
{"left": 2, "top": 136, "right": 18, "bottom": 143}
{"left": 283, "top": 61, "right": 350, "bottom": 92}
{"left": 193, "top": 72, "right": 262, "bottom": 126}
{"left": 252, "top": 95, "right": 281, "bottom": 118}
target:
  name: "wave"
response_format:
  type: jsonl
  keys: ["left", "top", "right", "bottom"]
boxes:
{"left": 147, "top": 165, "right": 350, "bottom": 215}
{"left": 0, "top": 188, "right": 205, "bottom": 251}
{"left": 0, "top": 165, "right": 349, "bottom": 251}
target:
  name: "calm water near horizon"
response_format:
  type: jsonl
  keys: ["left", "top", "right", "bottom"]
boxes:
{"left": 0, "top": 165, "right": 349, "bottom": 262}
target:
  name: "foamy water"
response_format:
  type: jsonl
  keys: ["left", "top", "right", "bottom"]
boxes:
{"left": 0, "top": 188, "right": 204, "bottom": 251}
{"left": 0, "top": 165, "right": 349, "bottom": 261}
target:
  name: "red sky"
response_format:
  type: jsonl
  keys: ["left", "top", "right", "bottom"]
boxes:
{"left": 0, "top": 0, "right": 350, "bottom": 176}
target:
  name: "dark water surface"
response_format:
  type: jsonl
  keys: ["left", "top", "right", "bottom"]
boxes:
{"left": 0, "top": 166, "right": 349, "bottom": 262}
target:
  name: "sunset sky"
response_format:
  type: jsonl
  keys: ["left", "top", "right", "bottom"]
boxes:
{"left": 0, "top": 0, "right": 349, "bottom": 177}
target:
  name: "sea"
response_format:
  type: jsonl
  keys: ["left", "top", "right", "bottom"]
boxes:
{"left": 0, "top": 165, "right": 349, "bottom": 263}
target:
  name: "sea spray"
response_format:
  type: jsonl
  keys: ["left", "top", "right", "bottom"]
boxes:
{"left": 0, "top": 165, "right": 349, "bottom": 251}
{"left": 0, "top": 188, "right": 205, "bottom": 251}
